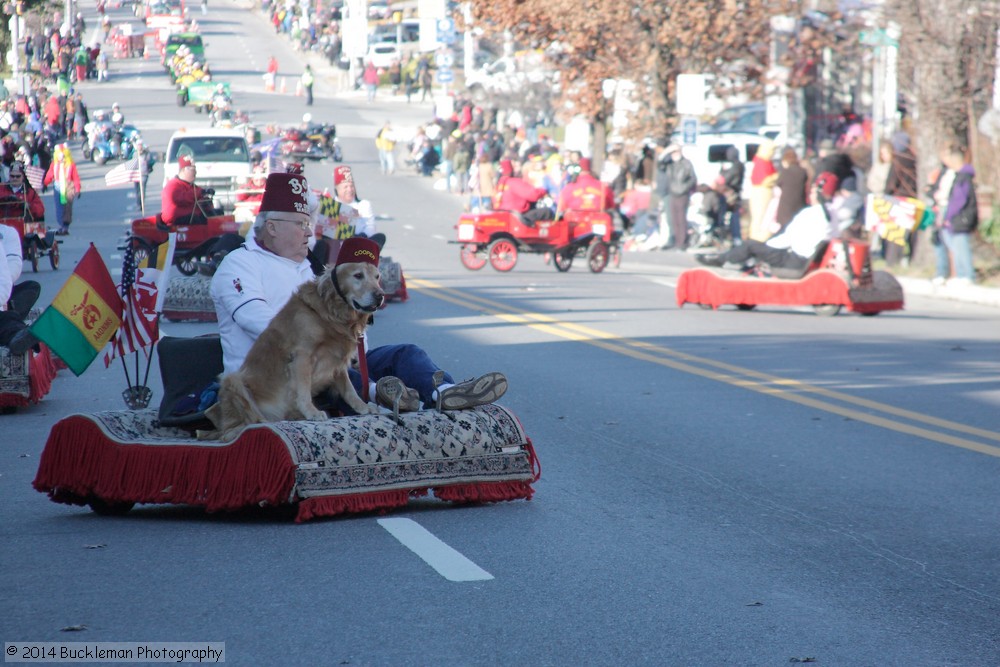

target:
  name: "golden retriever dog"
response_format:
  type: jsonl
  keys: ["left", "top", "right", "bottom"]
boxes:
{"left": 198, "top": 260, "right": 384, "bottom": 441}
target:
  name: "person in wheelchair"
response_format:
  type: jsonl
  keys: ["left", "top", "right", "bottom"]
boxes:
{"left": 0, "top": 162, "right": 46, "bottom": 222}
{"left": 161, "top": 154, "right": 221, "bottom": 226}
{"left": 494, "top": 158, "right": 553, "bottom": 227}
{"left": 695, "top": 172, "right": 841, "bottom": 275}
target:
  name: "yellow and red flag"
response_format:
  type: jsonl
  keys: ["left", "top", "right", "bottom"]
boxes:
{"left": 30, "top": 244, "right": 122, "bottom": 376}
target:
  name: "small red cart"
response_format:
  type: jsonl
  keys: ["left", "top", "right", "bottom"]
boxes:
{"left": 454, "top": 208, "right": 621, "bottom": 273}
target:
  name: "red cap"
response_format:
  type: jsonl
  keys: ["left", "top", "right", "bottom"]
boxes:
{"left": 333, "top": 165, "right": 353, "bottom": 186}
{"left": 578, "top": 157, "right": 591, "bottom": 173}
{"left": 814, "top": 172, "right": 839, "bottom": 199}
{"left": 499, "top": 159, "right": 513, "bottom": 177}
{"left": 259, "top": 173, "right": 310, "bottom": 215}
{"left": 335, "top": 236, "right": 380, "bottom": 267}
{"left": 178, "top": 154, "right": 195, "bottom": 169}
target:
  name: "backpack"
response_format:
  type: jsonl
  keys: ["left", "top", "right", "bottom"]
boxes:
{"left": 949, "top": 172, "right": 979, "bottom": 233}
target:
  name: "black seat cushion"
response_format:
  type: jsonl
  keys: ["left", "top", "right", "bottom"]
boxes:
{"left": 157, "top": 335, "right": 224, "bottom": 430}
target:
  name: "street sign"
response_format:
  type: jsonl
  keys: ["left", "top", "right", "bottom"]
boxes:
{"left": 437, "top": 68, "right": 454, "bottom": 84}
{"left": 681, "top": 117, "right": 698, "bottom": 145}
{"left": 435, "top": 51, "right": 454, "bottom": 68}
{"left": 859, "top": 29, "right": 898, "bottom": 48}
{"left": 436, "top": 17, "right": 456, "bottom": 45}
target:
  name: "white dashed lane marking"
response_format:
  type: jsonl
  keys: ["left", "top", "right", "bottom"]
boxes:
{"left": 378, "top": 517, "right": 494, "bottom": 582}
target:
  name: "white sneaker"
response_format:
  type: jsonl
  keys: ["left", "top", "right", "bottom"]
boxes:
{"left": 947, "top": 277, "right": 973, "bottom": 288}
{"left": 931, "top": 276, "right": 946, "bottom": 286}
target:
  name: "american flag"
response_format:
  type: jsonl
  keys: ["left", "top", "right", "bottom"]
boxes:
{"left": 104, "top": 156, "right": 142, "bottom": 187}
{"left": 24, "top": 164, "right": 44, "bottom": 192}
{"left": 103, "top": 240, "right": 160, "bottom": 367}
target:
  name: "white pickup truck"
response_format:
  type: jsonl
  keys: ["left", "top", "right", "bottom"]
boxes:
{"left": 163, "top": 128, "right": 251, "bottom": 212}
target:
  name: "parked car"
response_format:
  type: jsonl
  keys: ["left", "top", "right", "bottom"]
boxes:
{"left": 704, "top": 103, "right": 782, "bottom": 140}
{"left": 365, "top": 42, "right": 403, "bottom": 69}
{"left": 669, "top": 131, "right": 763, "bottom": 194}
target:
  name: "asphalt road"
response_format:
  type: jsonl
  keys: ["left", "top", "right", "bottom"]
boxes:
{"left": 3, "top": 3, "right": 1000, "bottom": 665}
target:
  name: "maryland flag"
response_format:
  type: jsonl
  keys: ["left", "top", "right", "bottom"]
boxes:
{"left": 864, "top": 194, "right": 929, "bottom": 247}
{"left": 319, "top": 194, "right": 354, "bottom": 239}
{"left": 30, "top": 244, "right": 122, "bottom": 376}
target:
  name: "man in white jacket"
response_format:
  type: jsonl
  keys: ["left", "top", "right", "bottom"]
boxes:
{"left": 0, "top": 227, "right": 41, "bottom": 355}
{"left": 696, "top": 172, "right": 840, "bottom": 273}
{"left": 211, "top": 172, "right": 507, "bottom": 412}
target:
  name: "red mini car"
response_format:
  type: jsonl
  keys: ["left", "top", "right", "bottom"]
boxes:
{"left": 454, "top": 208, "right": 621, "bottom": 273}
{"left": 0, "top": 200, "right": 60, "bottom": 273}
{"left": 130, "top": 213, "right": 239, "bottom": 275}
{"left": 676, "top": 239, "right": 904, "bottom": 316}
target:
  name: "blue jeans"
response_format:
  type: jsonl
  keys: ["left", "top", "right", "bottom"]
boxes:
{"left": 378, "top": 148, "right": 395, "bottom": 174}
{"left": 52, "top": 190, "right": 66, "bottom": 228}
{"left": 469, "top": 195, "right": 491, "bottom": 212}
{"left": 345, "top": 343, "right": 454, "bottom": 410}
{"left": 934, "top": 228, "right": 974, "bottom": 281}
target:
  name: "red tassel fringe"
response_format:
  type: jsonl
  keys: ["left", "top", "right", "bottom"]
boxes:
{"left": 33, "top": 417, "right": 297, "bottom": 513}
{"left": 295, "top": 488, "right": 426, "bottom": 522}
{"left": 0, "top": 345, "right": 59, "bottom": 408}
{"left": 433, "top": 480, "right": 535, "bottom": 504}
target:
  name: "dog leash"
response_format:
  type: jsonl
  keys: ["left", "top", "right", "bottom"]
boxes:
{"left": 357, "top": 338, "right": 369, "bottom": 402}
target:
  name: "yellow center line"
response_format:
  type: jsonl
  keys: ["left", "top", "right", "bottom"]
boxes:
{"left": 408, "top": 278, "right": 1000, "bottom": 458}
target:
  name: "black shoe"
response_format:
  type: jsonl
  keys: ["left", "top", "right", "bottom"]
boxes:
{"left": 660, "top": 243, "right": 675, "bottom": 251}
{"left": 7, "top": 329, "right": 39, "bottom": 355}
{"left": 695, "top": 254, "right": 725, "bottom": 267}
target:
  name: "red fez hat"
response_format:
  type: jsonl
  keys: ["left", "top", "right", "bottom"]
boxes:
{"left": 499, "top": 159, "right": 513, "bottom": 177}
{"left": 259, "top": 172, "right": 310, "bottom": 215}
{"left": 814, "top": 171, "right": 839, "bottom": 199}
{"left": 333, "top": 165, "right": 353, "bottom": 186}
{"left": 578, "top": 157, "right": 591, "bottom": 173}
{"left": 178, "top": 154, "right": 195, "bottom": 169}
{"left": 335, "top": 236, "right": 380, "bottom": 268}
{"left": 285, "top": 162, "right": 304, "bottom": 175}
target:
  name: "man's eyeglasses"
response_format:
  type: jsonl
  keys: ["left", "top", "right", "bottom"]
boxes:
{"left": 271, "top": 217, "right": 311, "bottom": 231}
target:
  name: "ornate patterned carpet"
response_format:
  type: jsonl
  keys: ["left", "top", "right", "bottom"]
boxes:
{"left": 0, "top": 343, "right": 59, "bottom": 409}
{"left": 33, "top": 404, "right": 539, "bottom": 522}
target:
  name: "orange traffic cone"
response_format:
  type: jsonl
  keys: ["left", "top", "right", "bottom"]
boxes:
{"left": 295, "top": 79, "right": 303, "bottom": 96}
{"left": 280, "top": 76, "right": 287, "bottom": 94}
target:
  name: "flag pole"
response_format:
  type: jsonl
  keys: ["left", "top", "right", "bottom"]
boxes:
{"left": 138, "top": 154, "right": 146, "bottom": 214}
{"left": 140, "top": 313, "right": 159, "bottom": 389}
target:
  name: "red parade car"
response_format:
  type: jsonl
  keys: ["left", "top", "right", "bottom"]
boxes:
{"left": 129, "top": 212, "right": 239, "bottom": 275}
{"left": 454, "top": 208, "right": 622, "bottom": 273}
{"left": 676, "top": 238, "right": 904, "bottom": 316}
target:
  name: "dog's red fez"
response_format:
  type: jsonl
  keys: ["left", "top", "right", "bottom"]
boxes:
{"left": 336, "top": 236, "right": 380, "bottom": 268}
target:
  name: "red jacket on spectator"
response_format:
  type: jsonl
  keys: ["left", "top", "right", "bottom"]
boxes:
{"left": 494, "top": 176, "right": 546, "bottom": 213}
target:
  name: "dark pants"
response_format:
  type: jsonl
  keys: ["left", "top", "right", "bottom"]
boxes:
{"left": 667, "top": 193, "right": 689, "bottom": 247}
{"left": 719, "top": 197, "right": 742, "bottom": 243}
{"left": 522, "top": 207, "right": 555, "bottom": 227}
{"left": 305, "top": 84, "right": 313, "bottom": 106}
{"left": 0, "top": 281, "right": 41, "bottom": 347}
{"left": 720, "top": 239, "right": 807, "bottom": 271}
